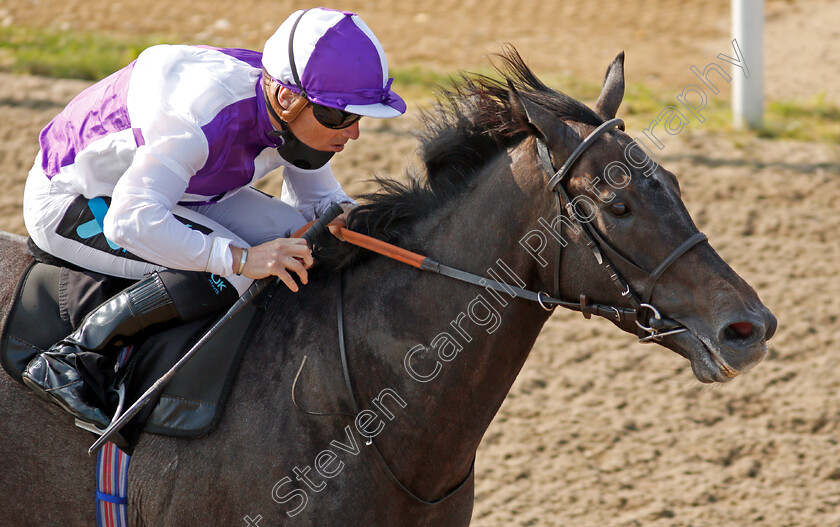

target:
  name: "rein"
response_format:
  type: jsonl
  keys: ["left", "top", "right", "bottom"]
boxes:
{"left": 336, "top": 226, "right": 650, "bottom": 323}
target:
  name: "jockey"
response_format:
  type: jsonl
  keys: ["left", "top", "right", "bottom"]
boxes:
{"left": 20, "top": 7, "right": 405, "bottom": 430}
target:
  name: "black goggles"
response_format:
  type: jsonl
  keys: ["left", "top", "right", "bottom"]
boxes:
{"left": 311, "top": 102, "right": 362, "bottom": 129}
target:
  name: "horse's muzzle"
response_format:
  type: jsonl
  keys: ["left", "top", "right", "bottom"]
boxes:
{"left": 670, "top": 306, "right": 776, "bottom": 383}
{"left": 715, "top": 307, "right": 777, "bottom": 374}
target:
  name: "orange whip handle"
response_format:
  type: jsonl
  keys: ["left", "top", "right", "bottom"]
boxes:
{"left": 292, "top": 220, "right": 428, "bottom": 269}
{"left": 338, "top": 228, "right": 427, "bottom": 268}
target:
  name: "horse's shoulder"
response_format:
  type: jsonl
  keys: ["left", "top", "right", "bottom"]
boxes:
{"left": 0, "top": 231, "right": 27, "bottom": 249}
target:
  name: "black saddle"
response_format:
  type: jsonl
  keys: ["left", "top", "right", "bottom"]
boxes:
{"left": 0, "top": 249, "right": 264, "bottom": 452}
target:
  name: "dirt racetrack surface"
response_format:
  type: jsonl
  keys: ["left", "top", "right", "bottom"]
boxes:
{"left": 1, "top": 1, "right": 839, "bottom": 526}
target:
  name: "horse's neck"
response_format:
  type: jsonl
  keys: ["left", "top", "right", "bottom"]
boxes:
{"left": 345, "top": 146, "right": 556, "bottom": 499}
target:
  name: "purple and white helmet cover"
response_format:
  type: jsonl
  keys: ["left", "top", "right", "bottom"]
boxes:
{"left": 262, "top": 7, "right": 406, "bottom": 118}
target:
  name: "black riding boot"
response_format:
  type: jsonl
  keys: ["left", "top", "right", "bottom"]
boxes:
{"left": 22, "top": 270, "right": 240, "bottom": 429}
{"left": 22, "top": 273, "right": 179, "bottom": 429}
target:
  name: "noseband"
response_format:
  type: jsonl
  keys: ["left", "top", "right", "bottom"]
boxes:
{"left": 535, "top": 118, "right": 707, "bottom": 341}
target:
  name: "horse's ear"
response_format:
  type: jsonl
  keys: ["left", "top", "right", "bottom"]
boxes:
{"left": 593, "top": 51, "right": 625, "bottom": 120}
{"left": 507, "top": 81, "right": 579, "bottom": 157}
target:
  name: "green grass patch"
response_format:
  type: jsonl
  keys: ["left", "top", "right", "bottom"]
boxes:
{"left": 0, "top": 25, "right": 167, "bottom": 80}
{"left": 391, "top": 67, "right": 840, "bottom": 143}
{"left": 759, "top": 93, "right": 840, "bottom": 143}
{"left": 390, "top": 65, "right": 604, "bottom": 110}
{"left": 388, "top": 65, "right": 461, "bottom": 105}
{"left": 390, "top": 65, "right": 459, "bottom": 90}
{"left": 574, "top": 80, "right": 840, "bottom": 144}
{"left": 3, "top": 25, "right": 836, "bottom": 143}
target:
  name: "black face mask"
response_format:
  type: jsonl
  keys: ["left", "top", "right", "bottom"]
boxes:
{"left": 270, "top": 127, "right": 334, "bottom": 170}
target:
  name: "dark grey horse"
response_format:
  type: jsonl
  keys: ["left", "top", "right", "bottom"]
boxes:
{"left": 0, "top": 49, "right": 776, "bottom": 526}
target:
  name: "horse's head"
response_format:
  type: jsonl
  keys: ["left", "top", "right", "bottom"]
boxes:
{"left": 507, "top": 52, "right": 777, "bottom": 383}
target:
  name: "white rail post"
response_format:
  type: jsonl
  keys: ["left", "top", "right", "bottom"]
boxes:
{"left": 732, "top": 0, "right": 764, "bottom": 129}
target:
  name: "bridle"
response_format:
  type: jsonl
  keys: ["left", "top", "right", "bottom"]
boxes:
{"left": 302, "top": 118, "right": 709, "bottom": 344}
{"left": 333, "top": 117, "right": 708, "bottom": 343}
{"left": 533, "top": 117, "right": 708, "bottom": 342}
{"left": 288, "top": 116, "right": 709, "bottom": 507}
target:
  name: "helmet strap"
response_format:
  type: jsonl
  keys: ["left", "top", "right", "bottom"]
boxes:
{"left": 287, "top": 9, "right": 310, "bottom": 98}
{"left": 261, "top": 8, "right": 335, "bottom": 170}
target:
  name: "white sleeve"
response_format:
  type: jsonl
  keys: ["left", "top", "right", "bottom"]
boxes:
{"left": 103, "top": 118, "right": 235, "bottom": 276}
{"left": 280, "top": 163, "right": 356, "bottom": 222}
{"left": 106, "top": 45, "right": 249, "bottom": 276}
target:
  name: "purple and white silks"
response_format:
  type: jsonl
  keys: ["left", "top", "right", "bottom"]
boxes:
{"left": 27, "top": 44, "right": 352, "bottom": 278}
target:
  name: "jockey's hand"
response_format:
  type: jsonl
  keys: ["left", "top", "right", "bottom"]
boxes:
{"left": 232, "top": 238, "right": 313, "bottom": 292}
{"left": 328, "top": 202, "right": 356, "bottom": 241}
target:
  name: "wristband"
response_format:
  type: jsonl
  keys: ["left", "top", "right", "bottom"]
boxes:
{"left": 236, "top": 247, "right": 248, "bottom": 275}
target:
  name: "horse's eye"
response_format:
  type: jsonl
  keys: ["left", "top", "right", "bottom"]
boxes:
{"left": 609, "top": 202, "right": 630, "bottom": 217}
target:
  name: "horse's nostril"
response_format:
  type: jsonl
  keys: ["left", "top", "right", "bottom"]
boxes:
{"left": 720, "top": 320, "right": 763, "bottom": 348}
{"left": 729, "top": 321, "right": 754, "bottom": 338}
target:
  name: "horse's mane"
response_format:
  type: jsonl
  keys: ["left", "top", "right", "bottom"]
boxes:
{"left": 316, "top": 45, "right": 604, "bottom": 270}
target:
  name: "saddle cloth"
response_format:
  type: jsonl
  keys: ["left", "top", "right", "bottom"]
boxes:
{"left": 0, "top": 259, "right": 264, "bottom": 450}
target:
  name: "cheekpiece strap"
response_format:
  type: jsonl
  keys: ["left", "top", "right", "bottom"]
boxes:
{"left": 547, "top": 118, "right": 625, "bottom": 189}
